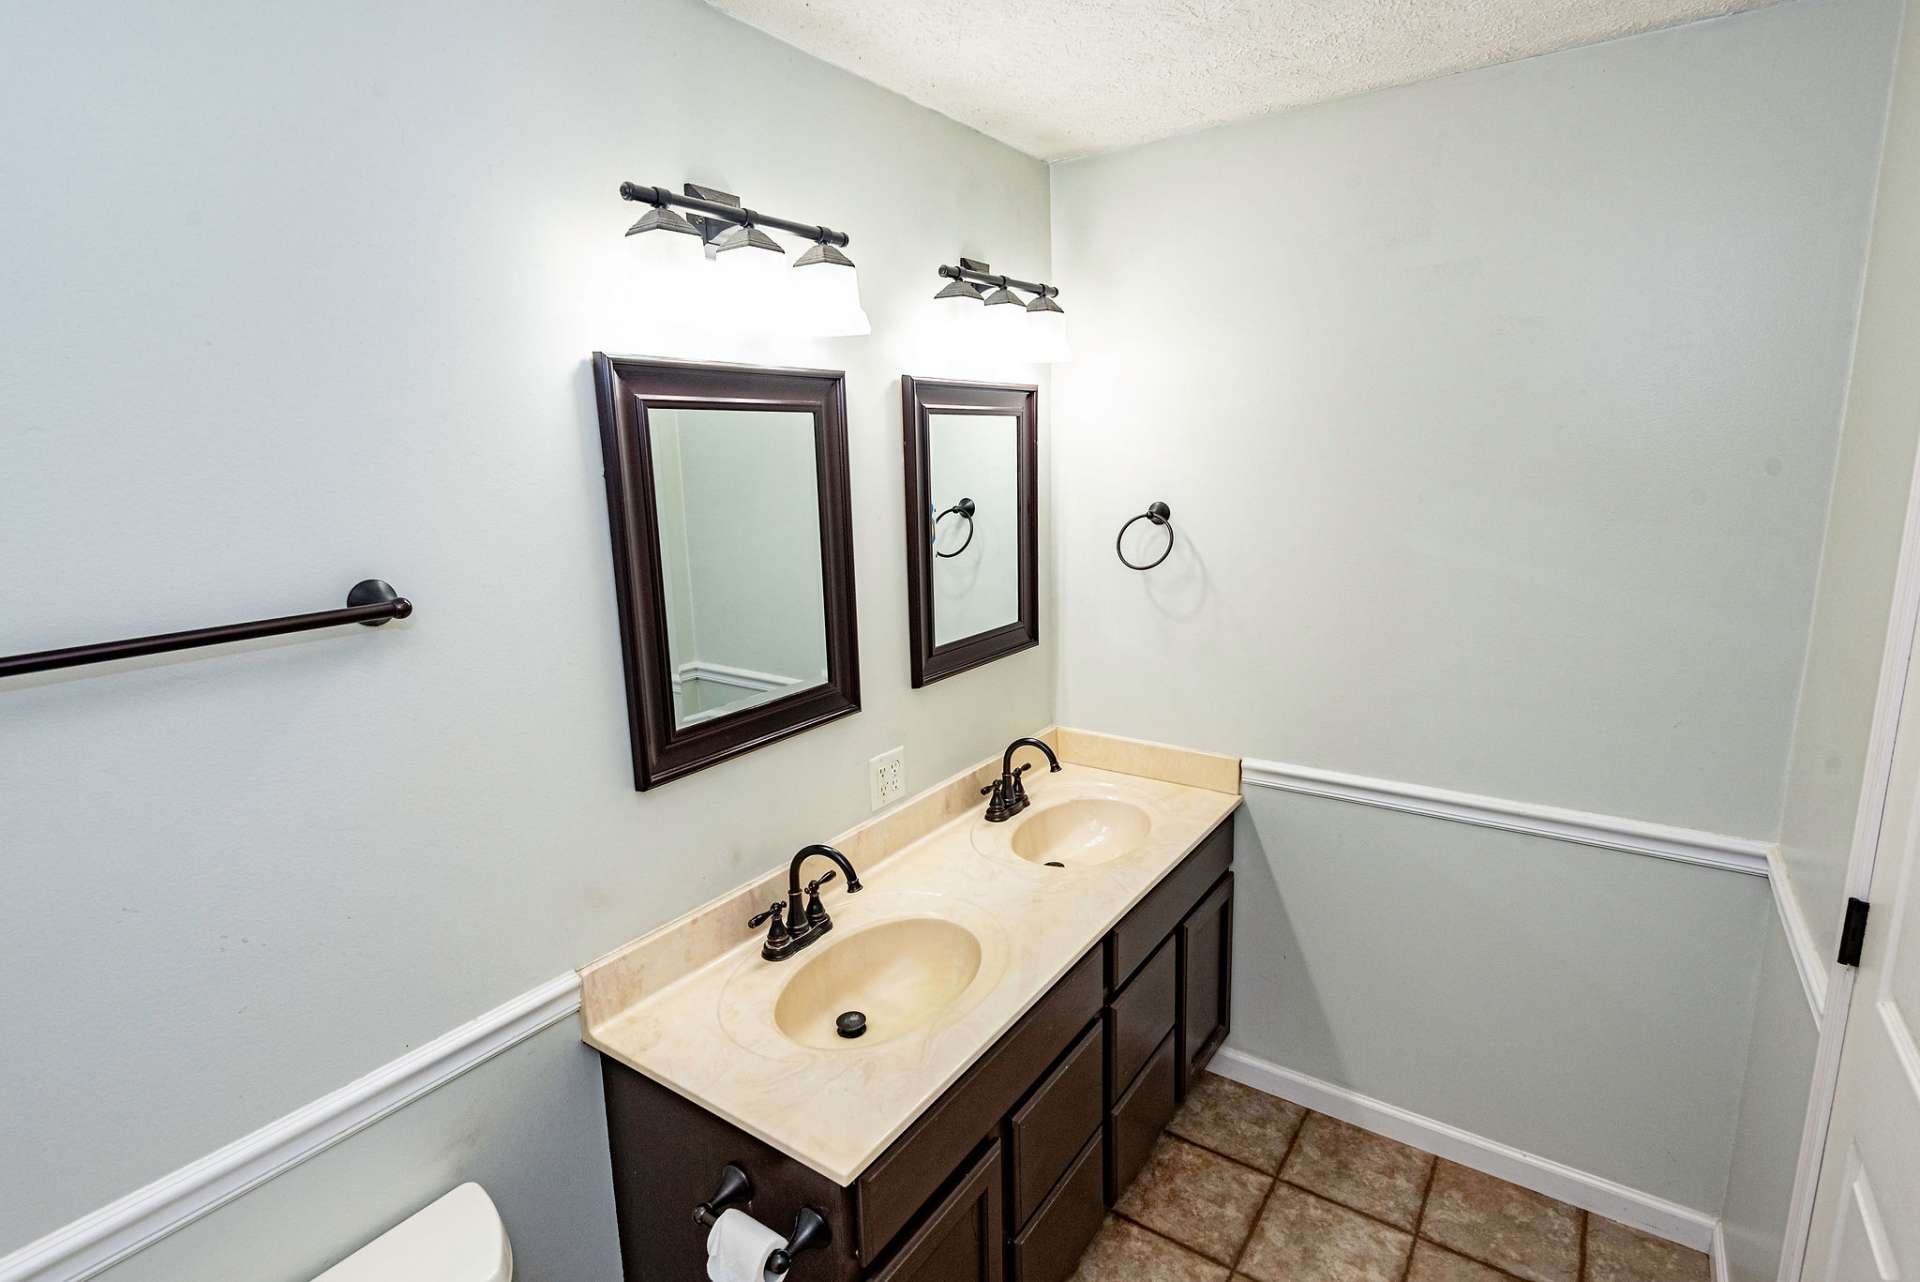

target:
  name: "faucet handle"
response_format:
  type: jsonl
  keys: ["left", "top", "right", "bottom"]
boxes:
{"left": 750, "top": 900, "right": 793, "bottom": 959}
{"left": 803, "top": 871, "right": 836, "bottom": 927}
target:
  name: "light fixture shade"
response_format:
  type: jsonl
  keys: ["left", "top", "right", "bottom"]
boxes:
{"left": 715, "top": 223, "right": 784, "bottom": 255}
{"left": 1028, "top": 307, "right": 1071, "bottom": 363}
{"left": 794, "top": 241, "right": 855, "bottom": 269}
{"left": 792, "top": 243, "right": 870, "bottom": 337}
{"left": 935, "top": 278, "right": 986, "bottom": 302}
{"left": 624, "top": 205, "right": 700, "bottom": 238}
{"left": 708, "top": 222, "right": 789, "bottom": 329}
{"left": 982, "top": 284, "right": 1025, "bottom": 309}
{"left": 624, "top": 204, "right": 708, "bottom": 285}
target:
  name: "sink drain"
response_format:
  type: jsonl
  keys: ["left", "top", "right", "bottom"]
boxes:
{"left": 836, "top": 1010, "right": 868, "bottom": 1039}
{"left": 1044, "top": 861, "right": 1065, "bottom": 868}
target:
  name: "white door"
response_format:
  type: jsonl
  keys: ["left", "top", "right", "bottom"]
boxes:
{"left": 1803, "top": 624, "right": 1920, "bottom": 1280}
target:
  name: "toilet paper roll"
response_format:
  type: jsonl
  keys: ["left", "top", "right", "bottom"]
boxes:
{"left": 706, "top": 1208, "right": 788, "bottom": 1282}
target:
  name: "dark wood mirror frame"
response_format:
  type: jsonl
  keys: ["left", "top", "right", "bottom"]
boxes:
{"left": 901, "top": 376, "right": 1039, "bottom": 688}
{"left": 593, "top": 354, "right": 860, "bottom": 790}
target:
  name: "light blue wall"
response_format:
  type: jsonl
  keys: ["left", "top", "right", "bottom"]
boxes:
{"left": 96, "top": 1023, "right": 621, "bottom": 1282}
{"left": 1228, "top": 788, "right": 1773, "bottom": 1210}
{"left": 1719, "top": 915, "right": 1821, "bottom": 1282}
{"left": 1051, "top": 0, "right": 1900, "bottom": 838}
{"left": 1050, "top": 0, "right": 1902, "bottom": 1229}
{"left": 0, "top": 0, "right": 1052, "bottom": 1266}
{"left": 1776, "top": 0, "right": 1920, "bottom": 962}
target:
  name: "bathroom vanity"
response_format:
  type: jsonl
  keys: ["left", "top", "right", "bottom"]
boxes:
{"left": 578, "top": 730, "right": 1240, "bottom": 1282}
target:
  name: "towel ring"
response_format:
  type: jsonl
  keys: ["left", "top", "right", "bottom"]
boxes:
{"left": 933, "top": 497, "right": 976, "bottom": 558}
{"left": 1116, "top": 501, "right": 1174, "bottom": 571}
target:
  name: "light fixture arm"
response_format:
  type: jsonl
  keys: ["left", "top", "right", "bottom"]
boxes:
{"left": 619, "top": 181, "right": 850, "bottom": 247}
{"left": 937, "top": 261, "right": 1060, "bottom": 300}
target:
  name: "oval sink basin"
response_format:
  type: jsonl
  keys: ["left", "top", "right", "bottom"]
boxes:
{"left": 1010, "top": 799, "right": 1151, "bottom": 867}
{"left": 773, "top": 918, "right": 984, "bottom": 1050}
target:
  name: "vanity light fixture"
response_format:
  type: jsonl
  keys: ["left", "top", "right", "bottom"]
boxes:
{"left": 617, "top": 181, "right": 865, "bottom": 336}
{"left": 934, "top": 257, "right": 1069, "bottom": 362}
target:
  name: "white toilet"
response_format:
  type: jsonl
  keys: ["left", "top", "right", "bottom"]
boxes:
{"left": 312, "top": 1183, "right": 512, "bottom": 1282}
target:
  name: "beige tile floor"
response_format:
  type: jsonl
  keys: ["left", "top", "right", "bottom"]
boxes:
{"left": 1069, "top": 1073, "right": 1710, "bottom": 1282}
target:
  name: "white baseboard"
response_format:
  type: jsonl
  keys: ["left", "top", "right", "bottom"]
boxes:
{"left": 1240, "top": 759, "right": 1771, "bottom": 877}
{"left": 0, "top": 972, "right": 582, "bottom": 1282}
{"left": 1712, "top": 1220, "right": 1731, "bottom": 1282}
{"left": 1210, "top": 1046, "right": 1719, "bottom": 1252}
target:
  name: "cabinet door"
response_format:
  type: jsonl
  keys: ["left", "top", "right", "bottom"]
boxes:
{"left": 1177, "top": 873, "right": 1233, "bottom": 1097}
{"left": 870, "top": 1141, "right": 1005, "bottom": 1282}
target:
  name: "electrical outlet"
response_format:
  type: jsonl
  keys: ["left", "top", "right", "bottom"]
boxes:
{"left": 870, "top": 746, "right": 906, "bottom": 810}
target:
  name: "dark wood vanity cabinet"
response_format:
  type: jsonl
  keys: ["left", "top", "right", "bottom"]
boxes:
{"left": 599, "top": 813, "right": 1235, "bottom": 1282}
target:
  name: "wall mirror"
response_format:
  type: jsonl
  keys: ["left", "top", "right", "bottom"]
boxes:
{"left": 593, "top": 354, "right": 859, "bottom": 789}
{"left": 901, "top": 377, "right": 1038, "bottom": 686}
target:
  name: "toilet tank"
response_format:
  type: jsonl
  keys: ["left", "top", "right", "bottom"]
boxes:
{"left": 313, "top": 1183, "right": 512, "bottom": 1282}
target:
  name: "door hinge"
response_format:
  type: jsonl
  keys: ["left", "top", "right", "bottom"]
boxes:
{"left": 1837, "top": 897, "right": 1871, "bottom": 968}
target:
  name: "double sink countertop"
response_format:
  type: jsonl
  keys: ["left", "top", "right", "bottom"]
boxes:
{"left": 578, "top": 727, "right": 1242, "bottom": 1186}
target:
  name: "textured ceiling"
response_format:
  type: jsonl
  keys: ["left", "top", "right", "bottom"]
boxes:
{"left": 702, "top": 0, "right": 1785, "bottom": 160}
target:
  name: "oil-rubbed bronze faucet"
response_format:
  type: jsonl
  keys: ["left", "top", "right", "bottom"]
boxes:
{"left": 747, "top": 844, "right": 864, "bottom": 961}
{"left": 981, "top": 737, "right": 1062, "bottom": 822}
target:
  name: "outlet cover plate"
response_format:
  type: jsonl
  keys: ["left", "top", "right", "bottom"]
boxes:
{"left": 870, "top": 747, "right": 905, "bottom": 810}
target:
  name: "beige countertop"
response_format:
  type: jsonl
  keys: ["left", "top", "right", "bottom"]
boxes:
{"left": 579, "top": 728, "right": 1241, "bottom": 1186}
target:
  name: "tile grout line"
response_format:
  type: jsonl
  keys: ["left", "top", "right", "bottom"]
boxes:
{"left": 1230, "top": 1099, "right": 1311, "bottom": 1278}
{"left": 1413, "top": 1160, "right": 1572, "bottom": 1282}
{"left": 1396, "top": 1149, "right": 1441, "bottom": 1282}
{"left": 1275, "top": 1175, "right": 1422, "bottom": 1240}
{"left": 1175, "top": 1114, "right": 1444, "bottom": 1255}
{"left": 1109, "top": 1209, "right": 1249, "bottom": 1272}
{"left": 1103, "top": 1158, "right": 1275, "bottom": 1269}
{"left": 1577, "top": 1208, "right": 1590, "bottom": 1282}
{"left": 1258, "top": 1129, "right": 1531, "bottom": 1281}
{"left": 1169, "top": 1130, "right": 1292, "bottom": 1182}
{"left": 1222, "top": 1154, "right": 1287, "bottom": 1273}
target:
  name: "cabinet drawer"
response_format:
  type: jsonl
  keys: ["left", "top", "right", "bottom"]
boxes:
{"left": 1006, "top": 1020, "right": 1103, "bottom": 1228}
{"left": 1108, "top": 817, "right": 1233, "bottom": 990}
{"left": 1178, "top": 873, "right": 1233, "bottom": 1096}
{"left": 1009, "top": 1129, "right": 1105, "bottom": 1282}
{"left": 859, "top": 946, "right": 1104, "bottom": 1257}
{"left": 870, "top": 1140, "right": 1004, "bottom": 1282}
{"left": 1107, "top": 937, "right": 1176, "bottom": 1104}
{"left": 1106, "top": 1031, "right": 1177, "bottom": 1203}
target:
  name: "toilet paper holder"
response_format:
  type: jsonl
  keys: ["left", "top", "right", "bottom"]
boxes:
{"left": 693, "top": 1162, "right": 832, "bottom": 1276}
